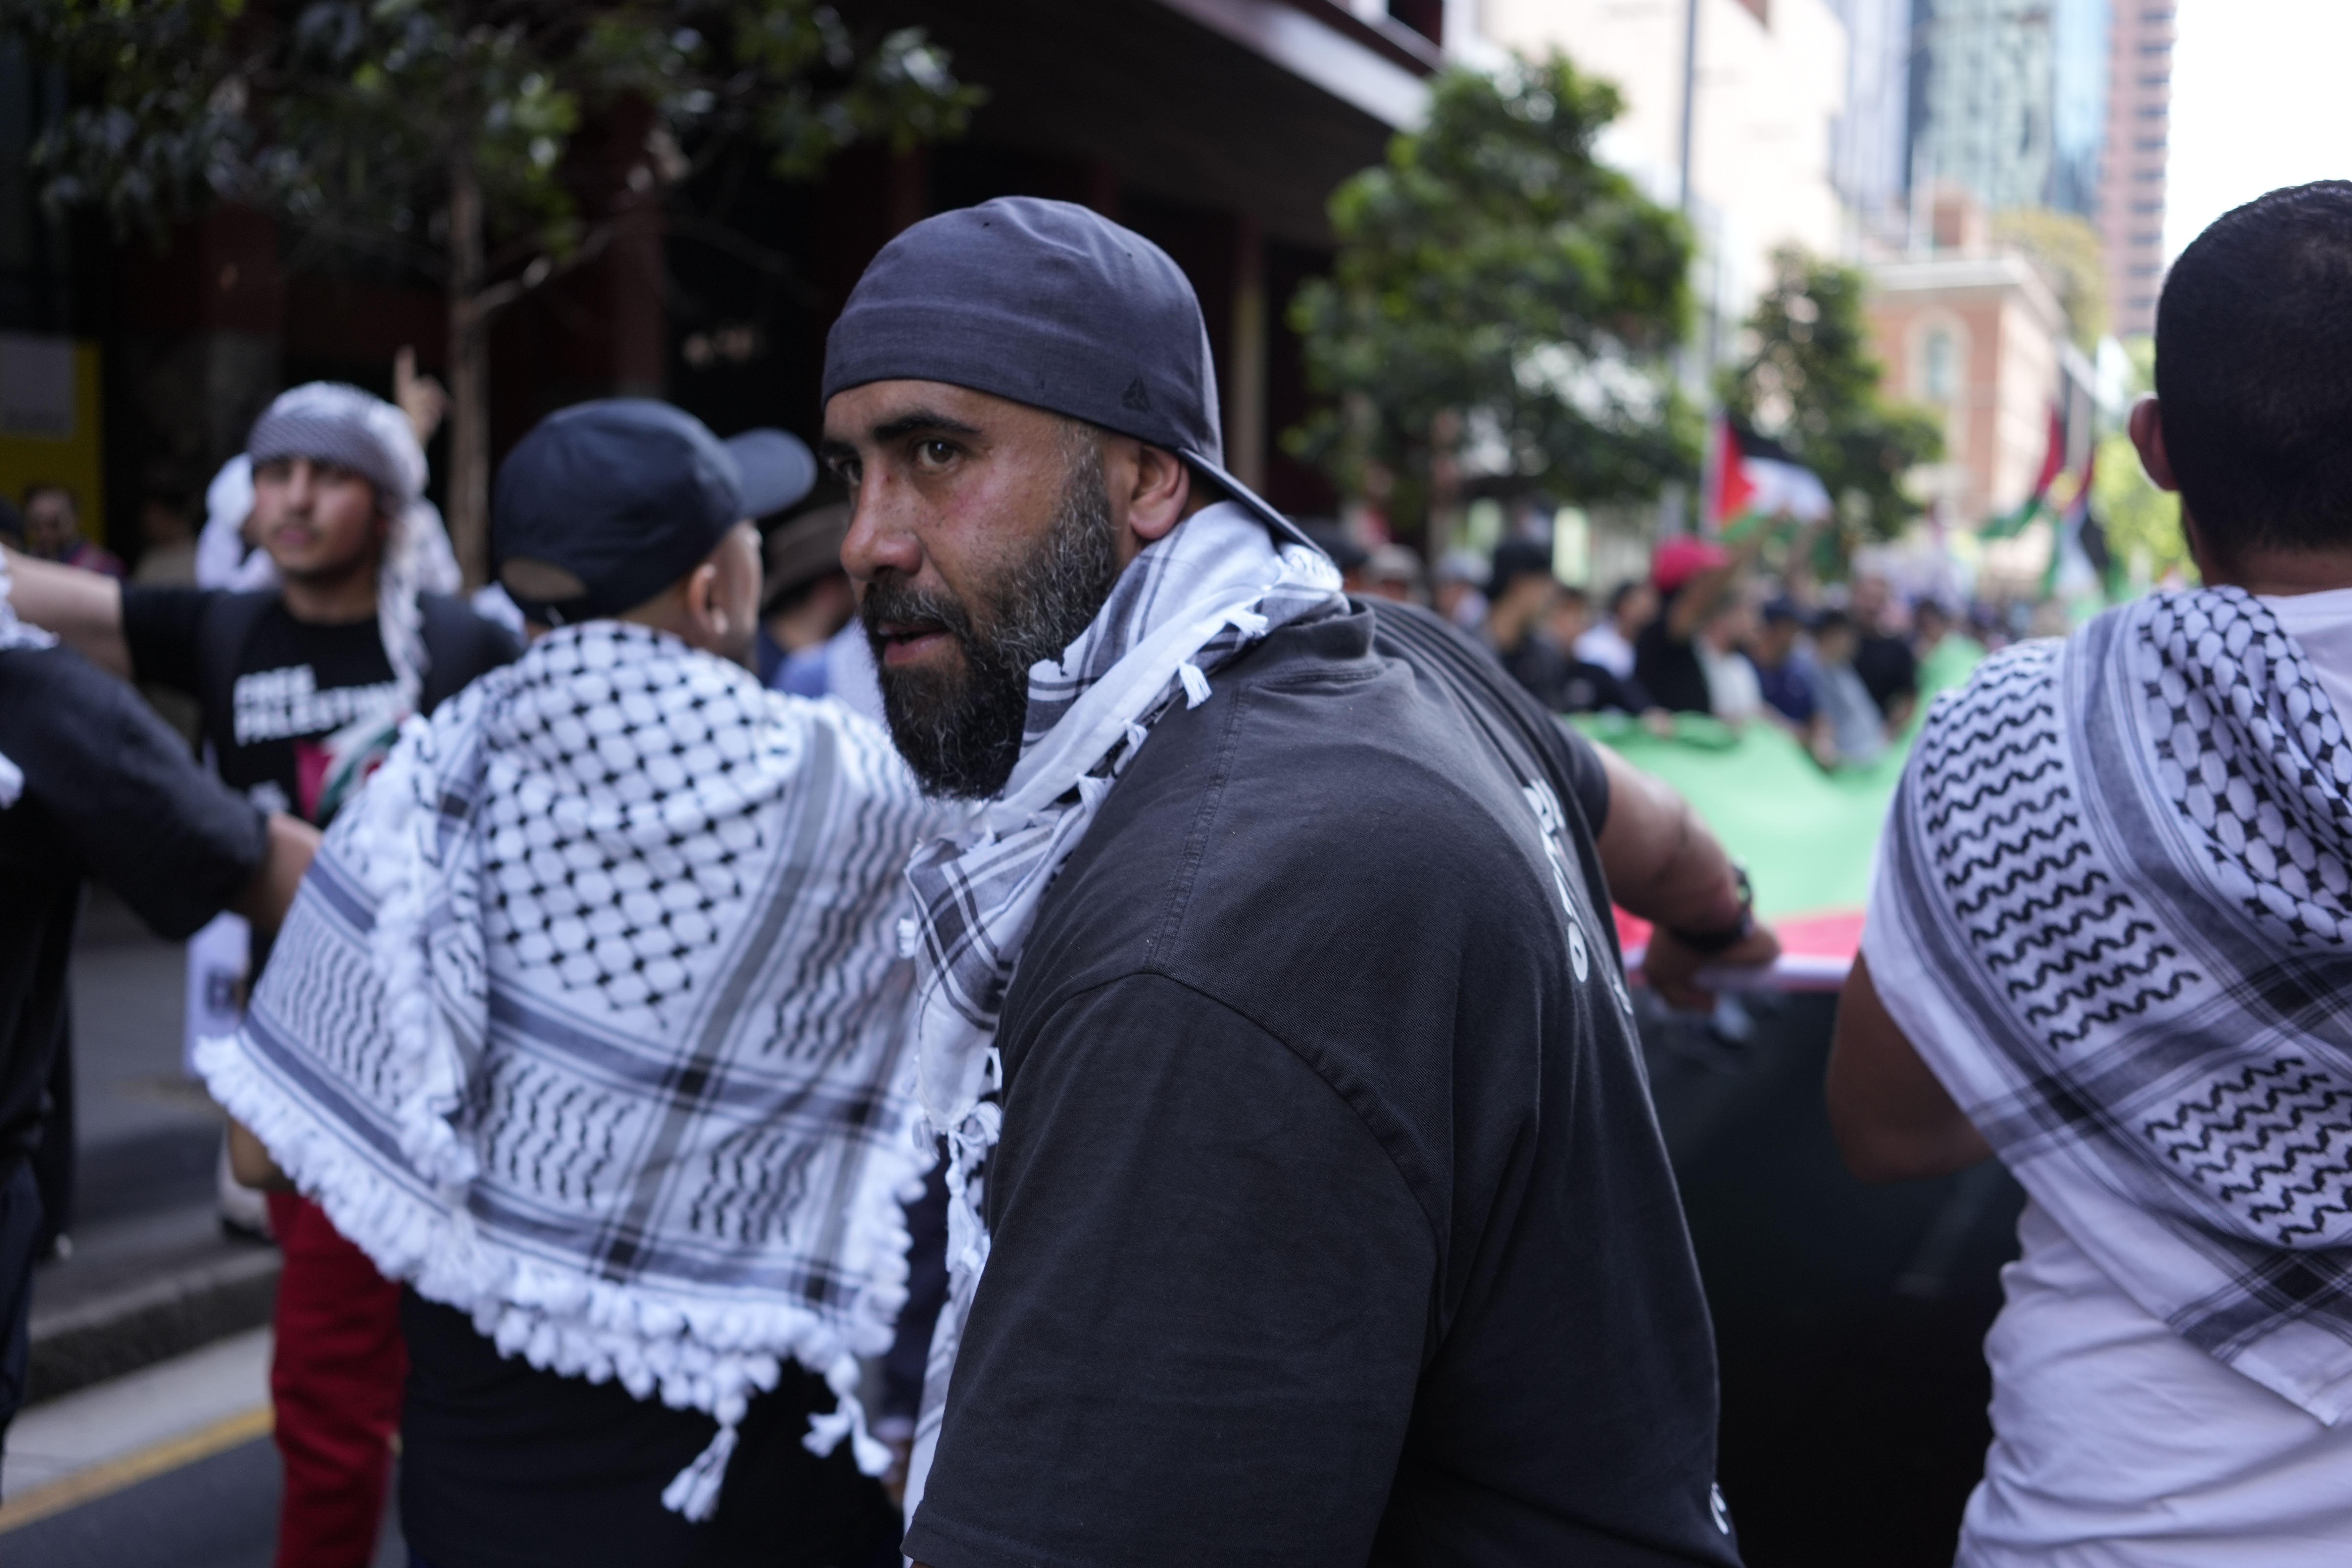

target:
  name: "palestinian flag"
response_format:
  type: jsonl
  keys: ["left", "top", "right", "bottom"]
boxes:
{"left": 1981, "top": 405, "right": 2066, "bottom": 538}
{"left": 1711, "top": 417, "right": 1833, "bottom": 535}
{"left": 2044, "top": 443, "right": 2105, "bottom": 601}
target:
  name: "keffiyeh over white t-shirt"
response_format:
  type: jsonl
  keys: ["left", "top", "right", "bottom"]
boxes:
{"left": 1867, "top": 586, "right": 2352, "bottom": 1565}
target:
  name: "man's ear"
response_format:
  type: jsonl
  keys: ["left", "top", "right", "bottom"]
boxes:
{"left": 2128, "top": 396, "right": 2178, "bottom": 492}
{"left": 1124, "top": 444, "right": 1192, "bottom": 546}
{"left": 684, "top": 559, "right": 722, "bottom": 636}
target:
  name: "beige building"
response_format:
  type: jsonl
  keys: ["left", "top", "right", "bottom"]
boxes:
{"left": 1867, "top": 200, "right": 2072, "bottom": 527}
{"left": 1480, "top": 0, "right": 1852, "bottom": 335}
{"left": 2097, "top": 0, "right": 2175, "bottom": 337}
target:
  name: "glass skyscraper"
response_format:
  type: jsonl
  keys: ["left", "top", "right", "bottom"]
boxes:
{"left": 1906, "top": 0, "right": 2110, "bottom": 220}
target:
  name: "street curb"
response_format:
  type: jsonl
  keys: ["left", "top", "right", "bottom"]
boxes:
{"left": 27, "top": 1248, "right": 281, "bottom": 1406}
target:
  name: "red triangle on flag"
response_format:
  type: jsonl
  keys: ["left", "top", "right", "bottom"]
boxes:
{"left": 1713, "top": 417, "right": 1756, "bottom": 525}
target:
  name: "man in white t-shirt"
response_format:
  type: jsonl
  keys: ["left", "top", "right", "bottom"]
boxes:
{"left": 1829, "top": 181, "right": 2352, "bottom": 1567}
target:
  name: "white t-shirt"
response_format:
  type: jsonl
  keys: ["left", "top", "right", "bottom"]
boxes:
{"left": 1696, "top": 641, "right": 1762, "bottom": 723}
{"left": 1575, "top": 623, "right": 1635, "bottom": 679}
{"left": 1966, "top": 1203, "right": 2352, "bottom": 1566}
{"left": 1958, "top": 587, "right": 2352, "bottom": 1568}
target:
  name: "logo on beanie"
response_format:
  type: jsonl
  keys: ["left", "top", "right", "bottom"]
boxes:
{"left": 1121, "top": 377, "right": 1153, "bottom": 413}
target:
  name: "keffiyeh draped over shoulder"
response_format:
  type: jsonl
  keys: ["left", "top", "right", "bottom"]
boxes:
{"left": 898, "top": 500, "right": 1344, "bottom": 1520}
{"left": 1868, "top": 589, "right": 2352, "bottom": 1420}
{"left": 199, "top": 622, "right": 944, "bottom": 1517}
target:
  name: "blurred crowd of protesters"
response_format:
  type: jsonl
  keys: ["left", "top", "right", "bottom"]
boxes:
{"left": 1287, "top": 513, "right": 2012, "bottom": 772}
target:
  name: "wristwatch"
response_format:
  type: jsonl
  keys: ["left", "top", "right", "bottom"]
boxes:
{"left": 1666, "top": 863, "right": 1754, "bottom": 956}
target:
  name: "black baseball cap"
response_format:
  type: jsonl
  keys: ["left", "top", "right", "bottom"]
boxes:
{"left": 492, "top": 400, "right": 817, "bottom": 623}
{"left": 821, "top": 197, "right": 1318, "bottom": 554}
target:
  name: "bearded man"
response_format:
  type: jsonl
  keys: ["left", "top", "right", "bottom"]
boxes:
{"left": 820, "top": 197, "right": 1776, "bottom": 1567}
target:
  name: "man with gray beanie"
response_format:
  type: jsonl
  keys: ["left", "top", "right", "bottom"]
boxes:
{"left": 9, "top": 380, "right": 520, "bottom": 1565}
{"left": 821, "top": 196, "right": 1773, "bottom": 1566}
{"left": 208, "top": 399, "right": 944, "bottom": 1567}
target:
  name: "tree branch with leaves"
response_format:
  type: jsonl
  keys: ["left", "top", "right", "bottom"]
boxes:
{"left": 1287, "top": 53, "right": 1697, "bottom": 547}
{"left": 8, "top": 0, "right": 981, "bottom": 585}
{"left": 1722, "top": 247, "right": 1943, "bottom": 545}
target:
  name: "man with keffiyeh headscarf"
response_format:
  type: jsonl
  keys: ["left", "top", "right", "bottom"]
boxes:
{"left": 819, "top": 198, "right": 1777, "bottom": 1567}
{"left": 8, "top": 380, "right": 521, "bottom": 1565}
{"left": 1831, "top": 182, "right": 2352, "bottom": 1566}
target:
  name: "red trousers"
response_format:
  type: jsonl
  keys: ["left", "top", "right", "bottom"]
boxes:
{"left": 267, "top": 1190, "right": 407, "bottom": 1568}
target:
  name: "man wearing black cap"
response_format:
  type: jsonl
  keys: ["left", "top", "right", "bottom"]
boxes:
{"left": 210, "top": 401, "right": 944, "bottom": 1567}
{"left": 821, "top": 197, "right": 1773, "bottom": 1567}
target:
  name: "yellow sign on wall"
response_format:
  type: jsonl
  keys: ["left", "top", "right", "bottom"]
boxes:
{"left": 0, "top": 336, "right": 105, "bottom": 542}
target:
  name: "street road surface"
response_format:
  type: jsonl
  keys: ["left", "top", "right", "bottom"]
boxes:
{"left": 0, "top": 1327, "right": 404, "bottom": 1567}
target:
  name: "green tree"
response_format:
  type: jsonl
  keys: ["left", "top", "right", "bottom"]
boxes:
{"left": 1722, "top": 247, "right": 1943, "bottom": 542}
{"left": 2092, "top": 336, "right": 2193, "bottom": 586}
{"left": 1991, "top": 207, "right": 2108, "bottom": 351}
{"left": 1287, "top": 53, "right": 1695, "bottom": 543}
{"left": 5, "top": 0, "right": 980, "bottom": 584}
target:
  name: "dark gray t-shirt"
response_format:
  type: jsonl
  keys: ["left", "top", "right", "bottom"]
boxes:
{"left": 0, "top": 645, "right": 267, "bottom": 1158}
{"left": 904, "top": 600, "right": 1739, "bottom": 1568}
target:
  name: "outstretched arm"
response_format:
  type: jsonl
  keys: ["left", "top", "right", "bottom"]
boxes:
{"left": 4, "top": 546, "right": 130, "bottom": 678}
{"left": 1592, "top": 744, "right": 1779, "bottom": 1009}
{"left": 227, "top": 813, "right": 321, "bottom": 934}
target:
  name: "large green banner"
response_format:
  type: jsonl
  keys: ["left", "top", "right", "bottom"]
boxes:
{"left": 1571, "top": 635, "right": 1983, "bottom": 986}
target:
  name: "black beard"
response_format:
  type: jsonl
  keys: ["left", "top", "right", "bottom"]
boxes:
{"left": 864, "top": 444, "right": 1121, "bottom": 798}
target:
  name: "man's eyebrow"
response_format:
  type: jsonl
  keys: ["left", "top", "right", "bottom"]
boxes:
{"left": 871, "top": 408, "right": 983, "bottom": 443}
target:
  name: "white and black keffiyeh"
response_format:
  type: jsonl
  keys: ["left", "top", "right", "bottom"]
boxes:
{"left": 198, "top": 622, "right": 944, "bottom": 1517}
{"left": 1869, "top": 588, "right": 2352, "bottom": 1420}
{"left": 898, "top": 500, "right": 1343, "bottom": 1518}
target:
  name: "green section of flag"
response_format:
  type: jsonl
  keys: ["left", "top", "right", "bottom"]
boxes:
{"left": 1568, "top": 637, "right": 1983, "bottom": 920}
{"left": 1979, "top": 494, "right": 2045, "bottom": 540}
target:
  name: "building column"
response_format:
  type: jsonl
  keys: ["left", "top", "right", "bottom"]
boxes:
{"left": 1226, "top": 217, "right": 1267, "bottom": 493}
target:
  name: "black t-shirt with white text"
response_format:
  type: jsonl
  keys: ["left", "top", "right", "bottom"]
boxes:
{"left": 904, "top": 599, "right": 1740, "bottom": 1568}
{"left": 122, "top": 587, "right": 520, "bottom": 823}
